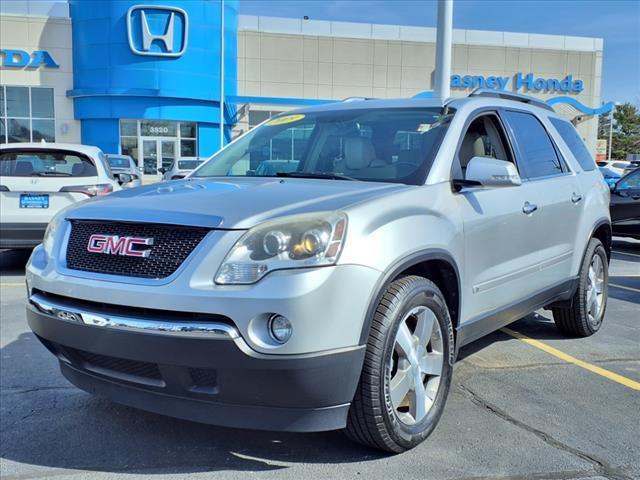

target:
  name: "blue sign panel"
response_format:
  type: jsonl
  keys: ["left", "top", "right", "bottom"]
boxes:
{"left": 67, "top": 0, "right": 238, "bottom": 156}
{"left": 0, "top": 49, "right": 59, "bottom": 69}
{"left": 451, "top": 72, "right": 584, "bottom": 93}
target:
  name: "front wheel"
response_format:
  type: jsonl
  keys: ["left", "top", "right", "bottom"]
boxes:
{"left": 552, "top": 238, "right": 608, "bottom": 337}
{"left": 345, "top": 276, "right": 455, "bottom": 452}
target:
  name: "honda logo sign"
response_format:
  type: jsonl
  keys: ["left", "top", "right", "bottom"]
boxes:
{"left": 87, "top": 234, "right": 154, "bottom": 258}
{"left": 127, "top": 5, "right": 188, "bottom": 57}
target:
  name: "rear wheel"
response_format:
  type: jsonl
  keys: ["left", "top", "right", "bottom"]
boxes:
{"left": 345, "top": 276, "right": 454, "bottom": 452}
{"left": 552, "top": 238, "right": 608, "bottom": 337}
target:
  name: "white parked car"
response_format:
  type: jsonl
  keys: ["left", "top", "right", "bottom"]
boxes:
{"left": 105, "top": 154, "right": 143, "bottom": 188}
{"left": 0, "top": 143, "right": 120, "bottom": 249}
{"left": 596, "top": 160, "right": 632, "bottom": 176}
{"left": 159, "top": 157, "right": 205, "bottom": 181}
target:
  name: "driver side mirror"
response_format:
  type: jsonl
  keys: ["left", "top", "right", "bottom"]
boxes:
{"left": 157, "top": 167, "right": 166, "bottom": 174}
{"left": 465, "top": 157, "right": 522, "bottom": 187}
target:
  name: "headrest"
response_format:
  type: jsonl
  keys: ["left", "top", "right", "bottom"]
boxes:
{"left": 344, "top": 137, "right": 376, "bottom": 170}
{"left": 14, "top": 161, "right": 34, "bottom": 176}
{"left": 71, "top": 163, "right": 85, "bottom": 176}
{"left": 459, "top": 131, "right": 485, "bottom": 167}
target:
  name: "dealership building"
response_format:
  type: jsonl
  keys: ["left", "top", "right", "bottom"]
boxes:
{"left": 1, "top": 0, "right": 609, "bottom": 178}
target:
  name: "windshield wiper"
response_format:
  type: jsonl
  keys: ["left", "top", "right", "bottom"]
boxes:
{"left": 276, "top": 172, "right": 358, "bottom": 181}
{"left": 34, "top": 172, "right": 73, "bottom": 177}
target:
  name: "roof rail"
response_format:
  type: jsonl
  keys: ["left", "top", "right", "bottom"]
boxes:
{"left": 469, "top": 88, "right": 554, "bottom": 111}
{"left": 341, "top": 96, "right": 377, "bottom": 102}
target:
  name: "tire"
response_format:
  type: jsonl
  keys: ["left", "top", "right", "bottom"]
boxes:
{"left": 552, "top": 238, "right": 608, "bottom": 337}
{"left": 345, "top": 275, "right": 455, "bottom": 453}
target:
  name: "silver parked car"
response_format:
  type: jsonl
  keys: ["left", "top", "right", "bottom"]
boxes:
{"left": 26, "top": 90, "right": 611, "bottom": 452}
{"left": 105, "top": 154, "right": 142, "bottom": 188}
{"left": 159, "top": 157, "right": 204, "bottom": 181}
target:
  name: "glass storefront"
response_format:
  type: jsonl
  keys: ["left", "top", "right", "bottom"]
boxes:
{"left": 0, "top": 86, "right": 55, "bottom": 143}
{"left": 120, "top": 119, "right": 197, "bottom": 175}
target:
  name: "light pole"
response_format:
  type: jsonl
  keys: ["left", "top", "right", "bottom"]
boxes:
{"left": 219, "top": 0, "right": 225, "bottom": 151}
{"left": 434, "top": 0, "right": 453, "bottom": 99}
{"left": 607, "top": 102, "right": 621, "bottom": 161}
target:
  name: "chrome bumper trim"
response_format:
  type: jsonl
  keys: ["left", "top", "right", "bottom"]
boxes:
{"left": 29, "top": 292, "right": 239, "bottom": 339}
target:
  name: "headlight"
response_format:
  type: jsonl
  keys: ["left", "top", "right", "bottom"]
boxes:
{"left": 215, "top": 212, "right": 347, "bottom": 285}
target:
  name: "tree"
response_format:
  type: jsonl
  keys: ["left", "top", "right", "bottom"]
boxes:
{"left": 600, "top": 103, "right": 640, "bottom": 160}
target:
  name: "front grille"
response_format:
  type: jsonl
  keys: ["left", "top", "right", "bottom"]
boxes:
{"left": 70, "top": 348, "right": 163, "bottom": 381}
{"left": 66, "top": 220, "right": 209, "bottom": 279}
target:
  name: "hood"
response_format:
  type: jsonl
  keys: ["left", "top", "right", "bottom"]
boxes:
{"left": 63, "top": 177, "right": 407, "bottom": 229}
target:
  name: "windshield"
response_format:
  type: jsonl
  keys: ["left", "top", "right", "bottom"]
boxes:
{"left": 107, "top": 156, "right": 132, "bottom": 169}
{"left": 192, "top": 107, "right": 453, "bottom": 185}
{"left": 0, "top": 149, "right": 97, "bottom": 177}
{"left": 178, "top": 160, "right": 203, "bottom": 170}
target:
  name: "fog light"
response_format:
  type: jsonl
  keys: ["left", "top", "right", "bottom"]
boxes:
{"left": 268, "top": 314, "right": 292, "bottom": 344}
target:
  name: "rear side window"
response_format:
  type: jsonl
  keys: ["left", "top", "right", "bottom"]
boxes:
{"left": 549, "top": 118, "right": 596, "bottom": 172}
{"left": 503, "top": 110, "right": 564, "bottom": 179}
{"left": 0, "top": 150, "right": 97, "bottom": 177}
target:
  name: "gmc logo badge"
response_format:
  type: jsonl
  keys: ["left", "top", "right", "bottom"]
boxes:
{"left": 87, "top": 234, "right": 154, "bottom": 258}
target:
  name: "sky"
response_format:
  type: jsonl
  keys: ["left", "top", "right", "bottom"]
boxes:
{"left": 239, "top": 0, "right": 640, "bottom": 105}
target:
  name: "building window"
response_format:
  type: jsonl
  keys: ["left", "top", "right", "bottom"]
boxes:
{"left": 0, "top": 86, "right": 55, "bottom": 143}
{"left": 248, "top": 109, "right": 284, "bottom": 128}
{"left": 179, "top": 122, "right": 197, "bottom": 156}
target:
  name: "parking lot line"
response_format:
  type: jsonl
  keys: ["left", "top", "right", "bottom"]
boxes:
{"left": 0, "top": 283, "right": 24, "bottom": 288}
{"left": 609, "top": 282, "right": 640, "bottom": 294}
{"left": 501, "top": 327, "right": 640, "bottom": 391}
{"left": 612, "top": 250, "right": 640, "bottom": 259}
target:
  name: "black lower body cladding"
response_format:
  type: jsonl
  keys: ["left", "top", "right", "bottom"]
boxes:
{"left": 27, "top": 304, "right": 366, "bottom": 432}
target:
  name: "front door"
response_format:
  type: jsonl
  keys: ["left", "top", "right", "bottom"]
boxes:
{"left": 455, "top": 112, "right": 539, "bottom": 321}
{"left": 141, "top": 138, "right": 177, "bottom": 177}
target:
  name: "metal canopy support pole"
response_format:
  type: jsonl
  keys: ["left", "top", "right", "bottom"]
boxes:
{"left": 219, "top": 0, "right": 225, "bottom": 151}
{"left": 434, "top": 0, "right": 453, "bottom": 99}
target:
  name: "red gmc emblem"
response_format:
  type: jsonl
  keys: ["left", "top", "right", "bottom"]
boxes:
{"left": 87, "top": 234, "right": 154, "bottom": 258}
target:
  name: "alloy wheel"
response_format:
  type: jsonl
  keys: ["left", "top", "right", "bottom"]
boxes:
{"left": 389, "top": 306, "right": 444, "bottom": 425}
{"left": 586, "top": 253, "right": 605, "bottom": 328}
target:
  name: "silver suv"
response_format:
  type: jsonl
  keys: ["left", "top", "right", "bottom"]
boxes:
{"left": 26, "top": 90, "right": 611, "bottom": 452}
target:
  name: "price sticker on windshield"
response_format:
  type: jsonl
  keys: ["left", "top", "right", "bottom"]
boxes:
{"left": 265, "top": 114, "right": 306, "bottom": 126}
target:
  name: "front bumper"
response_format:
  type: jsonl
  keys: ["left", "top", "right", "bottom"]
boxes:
{"left": 27, "top": 295, "right": 365, "bottom": 432}
{"left": 0, "top": 222, "right": 47, "bottom": 249}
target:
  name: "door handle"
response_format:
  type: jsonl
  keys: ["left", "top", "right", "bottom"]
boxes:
{"left": 522, "top": 201, "right": 538, "bottom": 215}
{"left": 571, "top": 193, "right": 583, "bottom": 204}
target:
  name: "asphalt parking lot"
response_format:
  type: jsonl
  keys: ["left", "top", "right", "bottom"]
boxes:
{"left": 1, "top": 240, "right": 638, "bottom": 480}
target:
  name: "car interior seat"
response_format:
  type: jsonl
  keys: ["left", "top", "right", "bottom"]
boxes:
{"left": 14, "top": 161, "right": 34, "bottom": 176}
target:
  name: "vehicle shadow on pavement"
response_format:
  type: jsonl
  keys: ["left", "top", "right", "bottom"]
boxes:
{"left": 0, "top": 249, "right": 31, "bottom": 277}
{"left": 0, "top": 332, "right": 388, "bottom": 474}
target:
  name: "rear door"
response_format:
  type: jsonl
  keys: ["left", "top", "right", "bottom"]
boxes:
{"left": 501, "top": 109, "right": 582, "bottom": 287}
{"left": 0, "top": 148, "right": 101, "bottom": 225}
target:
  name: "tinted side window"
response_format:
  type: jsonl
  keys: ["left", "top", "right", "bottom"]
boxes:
{"left": 549, "top": 118, "right": 596, "bottom": 172}
{"left": 503, "top": 111, "right": 563, "bottom": 179}
{"left": 617, "top": 169, "right": 640, "bottom": 190}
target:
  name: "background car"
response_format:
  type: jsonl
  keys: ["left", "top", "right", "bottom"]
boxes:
{"left": 105, "top": 154, "right": 142, "bottom": 188}
{"left": 598, "top": 166, "right": 622, "bottom": 189}
{"left": 622, "top": 160, "right": 640, "bottom": 176}
{"left": 0, "top": 143, "right": 120, "bottom": 249}
{"left": 159, "top": 158, "right": 205, "bottom": 181}
{"left": 609, "top": 167, "right": 640, "bottom": 239}
{"left": 596, "top": 160, "right": 632, "bottom": 176}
